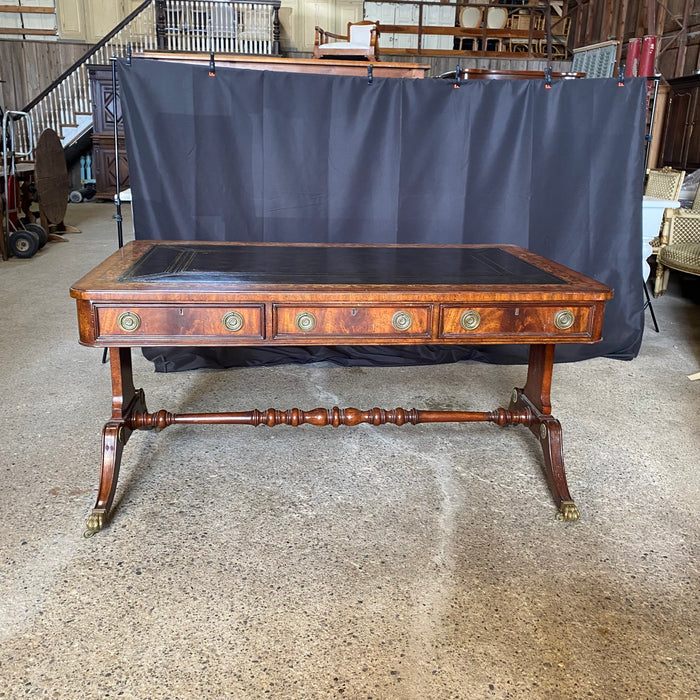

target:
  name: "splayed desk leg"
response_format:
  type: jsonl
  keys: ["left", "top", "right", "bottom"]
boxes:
{"left": 509, "top": 344, "right": 579, "bottom": 521}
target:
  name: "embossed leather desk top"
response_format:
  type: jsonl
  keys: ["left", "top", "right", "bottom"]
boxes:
{"left": 70, "top": 241, "right": 613, "bottom": 348}
{"left": 116, "top": 242, "right": 566, "bottom": 285}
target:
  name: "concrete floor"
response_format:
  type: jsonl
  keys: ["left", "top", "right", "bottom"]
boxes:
{"left": 0, "top": 201, "right": 698, "bottom": 699}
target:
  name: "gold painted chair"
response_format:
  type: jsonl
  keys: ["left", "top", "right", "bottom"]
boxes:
{"left": 507, "top": 11, "right": 536, "bottom": 53}
{"left": 314, "top": 21, "right": 379, "bottom": 60}
{"left": 654, "top": 213, "right": 700, "bottom": 296}
{"left": 645, "top": 167, "right": 685, "bottom": 201}
{"left": 656, "top": 227, "right": 700, "bottom": 380}
{"left": 539, "top": 15, "right": 571, "bottom": 57}
{"left": 645, "top": 167, "right": 686, "bottom": 257}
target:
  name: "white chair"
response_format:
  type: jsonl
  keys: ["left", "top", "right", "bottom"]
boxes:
{"left": 237, "top": 6, "right": 273, "bottom": 47}
{"left": 485, "top": 7, "right": 508, "bottom": 51}
{"left": 314, "top": 21, "right": 379, "bottom": 60}
{"left": 458, "top": 6, "right": 482, "bottom": 51}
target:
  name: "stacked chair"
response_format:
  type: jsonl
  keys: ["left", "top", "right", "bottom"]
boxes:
{"left": 645, "top": 166, "right": 685, "bottom": 259}
{"left": 654, "top": 198, "right": 700, "bottom": 296}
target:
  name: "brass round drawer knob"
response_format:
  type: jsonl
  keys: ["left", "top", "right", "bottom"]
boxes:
{"left": 554, "top": 309, "right": 575, "bottom": 330}
{"left": 460, "top": 309, "right": 481, "bottom": 331}
{"left": 222, "top": 311, "right": 245, "bottom": 332}
{"left": 391, "top": 310, "right": 413, "bottom": 332}
{"left": 295, "top": 311, "right": 317, "bottom": 332}
{"left": 117, "top": 311, "right": 141, "bottom": 333}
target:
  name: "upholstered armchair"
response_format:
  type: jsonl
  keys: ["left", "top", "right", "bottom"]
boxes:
{"left": 644, "top": 167, "right": 685, "bottom": 201}
{"left": 314, "top": 21, "right": 379, "bottom": 60}
{"left": 654, "top": 212, "right": 700, "bottom": 296}
{"left": 645, "top": 167, "right": 686, "bottom": 257}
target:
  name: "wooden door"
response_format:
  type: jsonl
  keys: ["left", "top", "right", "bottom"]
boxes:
{"left": 662, "top": 87, "right": 696, "bottom": 169}
{"left": 684, "top": 87, "right": 700, "bottom": 170}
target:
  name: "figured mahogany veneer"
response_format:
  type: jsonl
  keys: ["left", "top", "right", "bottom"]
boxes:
{"left": 70, "top": 241, "right": 613, "bottom": 536}
{"left": 95, "top": 304, "right": 266, "bottom": 342}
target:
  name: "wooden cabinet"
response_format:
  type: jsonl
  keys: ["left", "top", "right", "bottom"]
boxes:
{"left": 91, "top": 140, "right": 129, "bottom": 198}
{"left": 300, "top": 0, "right": 362, "bottom": 51}
{"left": 661, "top": 75, "right": 700, "bottom": 172}
{"left": 364, "top": 2, "right": 418, "bottom": 50}
{"left": 88, "top": 64, "right": 129, "bottom": 199}
{"left": 57, "top": 0, "right": 141, "bottom": 42}
{"left": 364, "top": 1, "right": 456, "bottom": 51}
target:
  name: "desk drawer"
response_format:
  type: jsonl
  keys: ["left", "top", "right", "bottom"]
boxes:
{"left": 273, "top": 305, "right": 431, "bottom": 340}
{"left": 439, "top": 304, "right": 592, "bottom": 339}
{"left": 95, "top": 305, "right": 264, "bottom": 341}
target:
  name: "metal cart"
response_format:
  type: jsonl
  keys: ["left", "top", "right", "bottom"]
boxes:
{"left": 2, "top": 110, "right": 47, "bottom": 260}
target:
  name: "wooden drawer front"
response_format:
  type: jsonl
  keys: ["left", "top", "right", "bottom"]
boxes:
{"left": 439, "top": 305, "right": 592, "bottom": 339}
{"left": 96, "top": 305, "right": 264, "bottom": 341}
{"left": 273, "top": 305, "right": 432, "bottom": 339}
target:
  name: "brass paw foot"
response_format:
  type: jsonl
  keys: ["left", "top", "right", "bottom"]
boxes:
{"left": 83, "top": 509, "right": 106, "bottom": 538}
{"left": 556, "top": 500, "right": 580, "bottom": 522}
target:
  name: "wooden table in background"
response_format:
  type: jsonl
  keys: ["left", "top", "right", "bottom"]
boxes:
{"left": 136, "top": 52, "right": 431, "bottom": 79}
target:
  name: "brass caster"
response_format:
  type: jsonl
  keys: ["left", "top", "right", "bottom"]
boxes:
{"left": 83, "top": 510, "right": 105, "bottom": 538}
{"left": 556, "top": 501, "right": 580, "bottom": 522}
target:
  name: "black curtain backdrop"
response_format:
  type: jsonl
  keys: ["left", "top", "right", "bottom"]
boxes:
{"left": 117, "top": 58, "right": 646, "bottom": 371}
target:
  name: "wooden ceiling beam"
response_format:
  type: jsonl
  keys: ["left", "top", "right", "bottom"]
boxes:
{"left": 584, "top": 0, "right": 595, "bottom": 45}
{"left": 616, "top": 0, "right": 629, "bottom": 68}
{"left": 674, "top": 0, "right": 692, "bottom": 77}
{"left": 602, "top": 0, "right": 614, "bottom": 39}
{"left": 647, "top": 0, "right": 657, "bottom": 36}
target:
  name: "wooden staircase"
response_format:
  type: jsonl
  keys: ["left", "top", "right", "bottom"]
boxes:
{"left": 6, "top": 0, "right": 281, "bottom": 155}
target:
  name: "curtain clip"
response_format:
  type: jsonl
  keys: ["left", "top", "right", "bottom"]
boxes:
{"left": 367, "top": 64, "right": 373, "bottom": 85}
{"left": 209, "top": 53, "right": 216, "bottom": 77}
{"left": 544, "top": 66, "right": 552, "bottom": 89}
{"left": 126, "top": 43, "right": 132, "bottom": 66}
{"left": 454, "top": 65, "right": 462, "bottom": 89}
{"left": 618, "top": 64, "right": 626, "bottom": 87}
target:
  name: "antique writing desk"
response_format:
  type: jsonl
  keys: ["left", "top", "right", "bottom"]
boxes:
{"left": 70, "top": 241, "right": 613, "bottom": 536}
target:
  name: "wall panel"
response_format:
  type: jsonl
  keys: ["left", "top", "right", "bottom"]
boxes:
{"left": 56, "top": 0, "right": 86, "bottom": 39}
{"left": 0, "top": 38, "right": 89, "bottom": 110}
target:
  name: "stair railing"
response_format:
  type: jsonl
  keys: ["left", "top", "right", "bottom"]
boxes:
{"left": 13, "top": 0, "right": 281, "bottom": 155}
{"left": 15, "top": 0, "right": 155, "bottom": 154}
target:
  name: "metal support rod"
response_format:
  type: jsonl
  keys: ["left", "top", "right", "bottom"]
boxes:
{"left": 643, "top": 75, "right": 662, "bottom": 335}
{"left": 105, "top": 57, "right": 124, "bottom": 363}
{"left": 545, "top": 0, "right": 552, "bottom": 64}
{"left": 644, "top": 76, "right": 661, "bottom": 174}
{"left": 643, "top": 279, "right": 660, "bottom": 333}
{"left": 110, "top": 56, "right": 123, "bottom": 250}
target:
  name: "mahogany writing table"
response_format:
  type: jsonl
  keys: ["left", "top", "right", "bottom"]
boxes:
{"left": 70, "top": 241, "right": 613, "bottom": 536}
